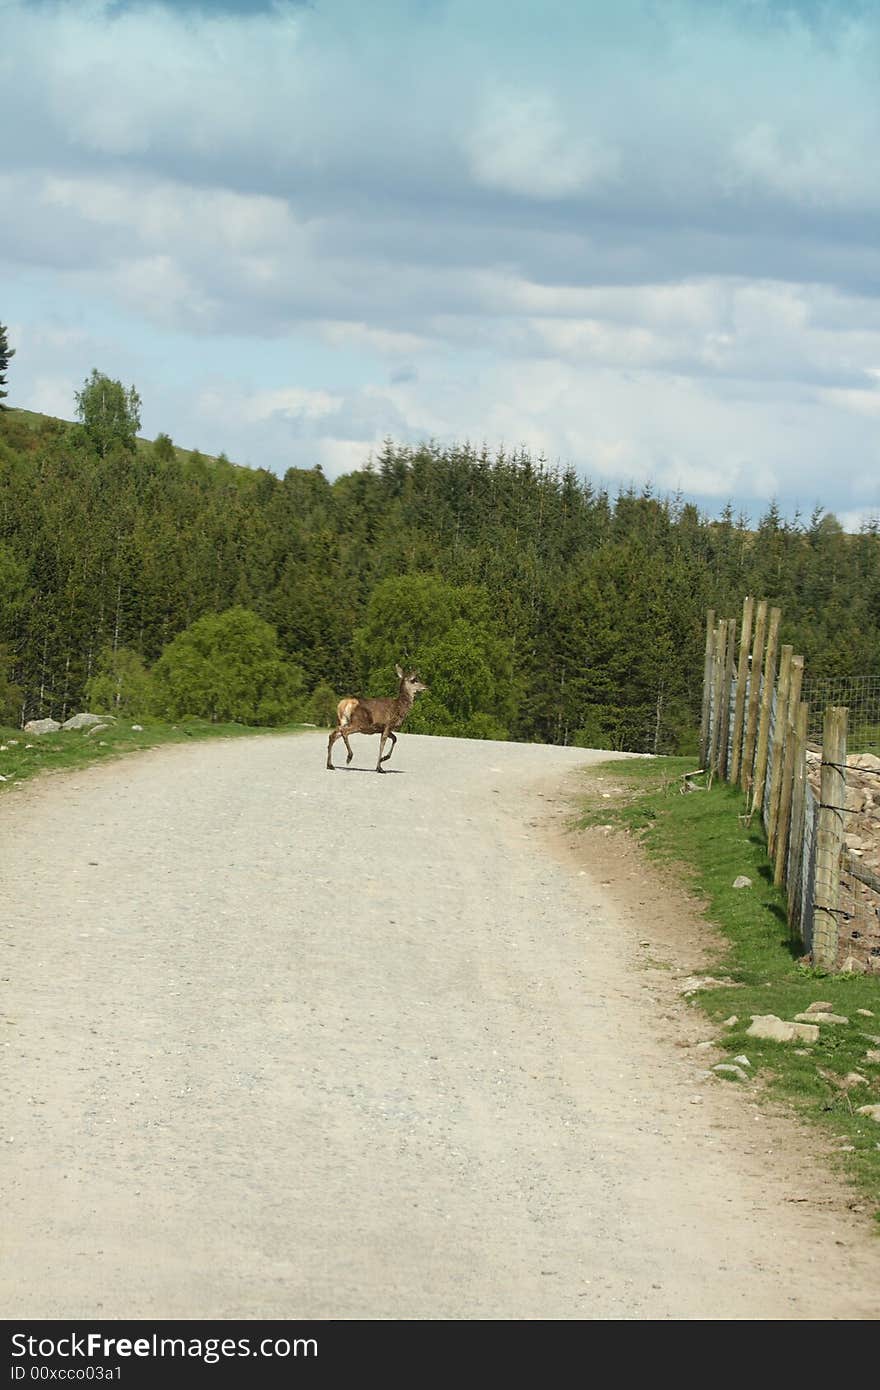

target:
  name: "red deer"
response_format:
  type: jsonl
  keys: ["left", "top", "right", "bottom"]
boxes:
{"left": 326, "top": 666, "right": 427, "bottom": 772}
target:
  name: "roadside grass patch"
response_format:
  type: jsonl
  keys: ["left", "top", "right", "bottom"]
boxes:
{"left": 578, "top": 757, "right": 880, "bottom": 1218}
{"left": 0, "top": 719, "right": 307, "bottom": 790}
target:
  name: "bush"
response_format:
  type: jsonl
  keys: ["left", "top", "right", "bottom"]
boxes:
{"left": 86, "top": 645, "right": 153, "bottom": 717}
{"left": 151, "top": 607, "right": 306, "bottom": 725}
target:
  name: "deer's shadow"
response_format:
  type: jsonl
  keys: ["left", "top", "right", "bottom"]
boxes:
{"left": 334, "top": 766, "right": 406, "bottom": 774}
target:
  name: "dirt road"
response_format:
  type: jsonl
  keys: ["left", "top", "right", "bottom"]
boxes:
{"left": 2, "top": 731, "right": 878, "bottom": 1319}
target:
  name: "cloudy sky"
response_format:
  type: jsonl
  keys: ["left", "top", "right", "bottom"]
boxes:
{"left": 3, "top": 0, "right": 880, "bottom": 525}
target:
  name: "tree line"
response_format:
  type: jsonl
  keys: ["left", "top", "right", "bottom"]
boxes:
{"left": 1, "top": 369, "right": 879, "bottom": 751}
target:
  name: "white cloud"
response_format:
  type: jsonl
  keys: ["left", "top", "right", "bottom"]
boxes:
{"left": 5, "top": 0, "right": 880, "bottom": 519}
{"left": 467, "top": 87, "right": 617, "bottom": 199}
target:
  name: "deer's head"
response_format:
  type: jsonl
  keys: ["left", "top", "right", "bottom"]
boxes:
{"left": 395, "top": 664, "right": 428, "bottom": 698}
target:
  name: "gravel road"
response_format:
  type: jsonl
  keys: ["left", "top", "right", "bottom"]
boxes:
{"left": 2, "top": 731, "right": 879, "bottom": 1320}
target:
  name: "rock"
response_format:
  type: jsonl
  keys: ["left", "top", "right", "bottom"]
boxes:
{"left": 840, "top": 955, "right": 868, "bottom": 974}
{"left": 0, "top": 774, "right": 6, "bottom": 782}
{"left": 857, "top": 1009, "right": 875, "bottom": 1017}
{"left": 713, "top": 1064, "right": 749, "bottom": 1082}
{"left": 680, "top": 976, "right": 742, "bottom": 996}
{"left": 802, "top": 1001, "right": 834, "bottom": 1014}
{"left": 23, "top": 719, "right": 60, "bottom": 735}
{"left": 131, "top": 724, "right": 143, "bottom": 732}
{"left": 851, "top": 753, "right": 880, "bottom": 773}
{"left": 856, "top": 1104, "right": 880, "bottom": 1122}
{"left": 722, "top": 1016, "right": 738, "bottom": 1027}
{"left": 732, "top": 1054, "right": 751, "bottom": 1067}
{"left": 732, "top": 875, "right": 752, "bottom": 889}
{"left": 747, "top": 1014, "right": 819, "bottom": 1044}
{"left": 864, "top": 1049, "right": 880, "bottom": 1065}
{"left": 818, "top": 1068, "right": 868, "bottom": 1091}
{"left": 62, "top": 712, "right": 110, "bottom": 731}
{"left": 85, "top": 724, "right": 110, "bottom": 737}
{"left": 794, "top": 1012, "right": 849, "bottom": 1025}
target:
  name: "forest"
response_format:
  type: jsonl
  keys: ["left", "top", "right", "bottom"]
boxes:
{"left": 1, "top": 380, "right": 879, "bottom": 754}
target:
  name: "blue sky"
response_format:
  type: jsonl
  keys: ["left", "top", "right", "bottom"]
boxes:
{"left": 3, "top": 0, "right": 880, "bottom": 524}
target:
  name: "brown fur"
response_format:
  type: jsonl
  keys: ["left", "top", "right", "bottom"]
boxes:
{"left": 327, "top": 666, "right": 427, "bottom": 772}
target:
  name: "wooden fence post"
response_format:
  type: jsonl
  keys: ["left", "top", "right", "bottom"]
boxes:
{"left": 709, "top": 619, "right": 727, "bottom": 778}
{"left": 786, "top": 700, "right": 809, "bottom": 934}
{"left": 813, "top": 706, "right": 848, "bottom": 972}
{"left": 773, "top": 655, "right": 803, "bottom": 887}
{"left": 751, "top": 606, "right": 781, "bottom": 816}
{"left": 700, "top": 609, "right": 716, "bottom": 767}
{"left": 729, "top": 595, "right": 754, "bottom": 786}
{"left": 741, "top": 599, "right": 767, "bottom": 795}
{"left": 767, "top": 645, "right": 793, "bottom": 856}
{"left": 718, "top": 618, "right": 737, "bottom": 780}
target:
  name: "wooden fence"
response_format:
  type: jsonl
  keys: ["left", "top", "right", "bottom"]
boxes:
{"left": 700, "top": 598, "right": 857, "bottom": 971}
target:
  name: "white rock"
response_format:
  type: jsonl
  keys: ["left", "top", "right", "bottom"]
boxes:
{"left": 713, "top": 1063, "right": 749, "bottom": 1082}
{"left": 747, "top": 1014, "right": 819, "bottom": 1044}
{"left": 794, "top": 1012, "right": 849, "bottom": 1025}
{"left": 62, "top": 712, "right": 109, "bottom": 731}
{"left": 802, "top": 1001, "right": 834, "bottom": 1014}
{"left": 732, "top": 875, "right": 752, "bottom": 889}
{"left": 733, "top": 1055, "right": 751, "bottom": 1067}
{"left": 856, "top": 1104, "right": 880, "bottom": 1123}
{"left": 722, "top": 1016, "right": 738, "bottom": 1027}
{"left": 680, "top": 976, "right": 741, "bottom": 996}
{"left": 131, "top": 724, "right": 143, "bottom": 732}
{"left": 23, "top": 719, "right": 60, "bottom": 735}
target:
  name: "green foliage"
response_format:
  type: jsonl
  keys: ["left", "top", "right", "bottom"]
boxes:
{"left": 152, "top": 432, "right": 175, "bottom": 463}
{"left": 306, "top": 680, "right": 339, "bottom": 727}
{"left": 75, "top": 369, "right": 142, "bottom": 457}
{"left": 1, "top": 417, "right": 880, "bottom": 748}
{"left": 353, "top": 575, "right": 515, "bottom": 737}
{"left": 0, "top": 322, "right": 14, "bottom": 408}
{"left": 150, "top": 607, "right": 306, "bottom": 725}
{"left": 0, "top": 645, "right": 22, "bottom": 723}
{"left": 85, "top": 645, "right": 153, "bottom": 716}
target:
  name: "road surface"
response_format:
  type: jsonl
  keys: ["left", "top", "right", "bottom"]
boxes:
{"left": 2, "top": 731, "right": 878, "bottom": 1319}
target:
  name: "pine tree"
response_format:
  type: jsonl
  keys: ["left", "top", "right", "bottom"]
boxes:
{"left": 0, "top": 321, "right": 14, "bottom": 409}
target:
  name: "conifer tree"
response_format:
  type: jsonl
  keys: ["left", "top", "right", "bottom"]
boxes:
{"left": 0, "top": 321, "right": 14, "bottom": 408}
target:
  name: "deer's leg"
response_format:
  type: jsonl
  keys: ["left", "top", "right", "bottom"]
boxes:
{"left": 379, "top": 730, "right": 397, "bottom": 764}
{"left": 342, "top": 729, "right": 354, "bottom": 764}
{"left": 376, "top": 728, "right": 389, "bottom": 772}
{"left": 326, "top": 728, "right": 341, "bottom": 769}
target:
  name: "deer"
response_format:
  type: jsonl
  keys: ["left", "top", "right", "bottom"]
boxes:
{"left": 326, "top": 665, "right": 428, "bottom": 772}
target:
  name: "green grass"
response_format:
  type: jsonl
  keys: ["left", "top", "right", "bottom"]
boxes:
{"left": 578, "top": 756, "right": 880, "bottom": 1218}
{"left": 4, "top": 406, "right": 231, "bottom": 471}
{"left": 0, "top": 717, "right": 307, "bottom": 790}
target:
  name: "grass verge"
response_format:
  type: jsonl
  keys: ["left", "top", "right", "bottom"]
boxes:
{"left": 0, "top": 718, "right": 308, "bottom": 792}
{"left": 579, "top": 756, "right": 880, "bottom": 1220}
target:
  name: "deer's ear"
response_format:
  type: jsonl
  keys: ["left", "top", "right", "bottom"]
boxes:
{"left": 395, "top": 664, "right": 404, "bottom": 678}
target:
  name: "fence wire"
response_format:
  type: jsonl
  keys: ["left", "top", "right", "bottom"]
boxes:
{"left": 710, "top": 663, "right": 878, "bottom": 970}
{"left": 802, "top": 675, "right": 880, "bottom": 752}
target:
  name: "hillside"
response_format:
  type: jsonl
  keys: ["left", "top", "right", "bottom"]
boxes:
{"left": 1, "top": 407, "right": 879, "bottom": 749}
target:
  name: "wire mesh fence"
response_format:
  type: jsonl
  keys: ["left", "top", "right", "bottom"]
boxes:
{"left": 703, "top": 603, "right": 880, "bottom": 972}
{"left": 802, "top": 675, "right": 880, "bottom": 753}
